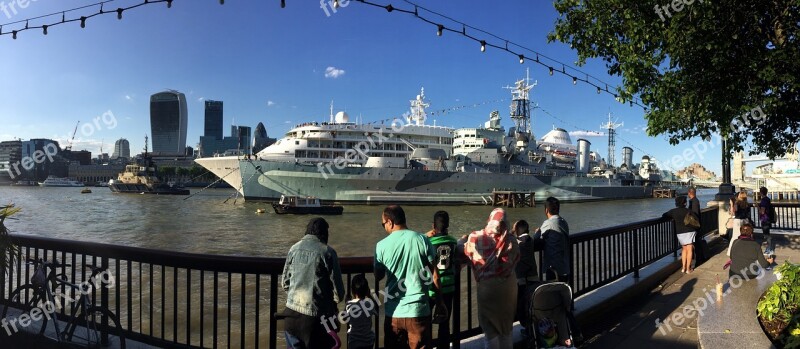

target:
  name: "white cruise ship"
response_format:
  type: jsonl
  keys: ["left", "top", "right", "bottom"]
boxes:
{"left": 38, "top": 176, "right": 85, "bottom": 187}
{"left": 196, "top": 77, "right": 681, "bottom": 204}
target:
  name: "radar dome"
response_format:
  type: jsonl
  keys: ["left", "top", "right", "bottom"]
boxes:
{"left": 335, "top": 111, "right": 350, "bottom": 123}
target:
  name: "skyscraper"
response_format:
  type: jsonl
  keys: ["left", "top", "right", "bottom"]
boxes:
{"left": 204, "top": 100, "right": 223, "bottom": 140}
{"left": 150, "top": 90, "right": 188, "bottom": 156}
{"left": 112, "top": 138, "right": 130, "bottom": 159}
{"left": 252, "top": 122, "right": 274, "bottom": 154}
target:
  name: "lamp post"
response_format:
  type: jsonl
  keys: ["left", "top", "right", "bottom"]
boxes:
{"left": 715, "top": 137, "right": 736, "bottom": 201}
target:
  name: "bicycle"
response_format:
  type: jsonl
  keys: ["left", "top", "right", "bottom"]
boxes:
{"left": 2, "top": 258, "right": 126, "bottom": 348}
{"left": 2, "top": 258, "right": 68, "bottom": 335}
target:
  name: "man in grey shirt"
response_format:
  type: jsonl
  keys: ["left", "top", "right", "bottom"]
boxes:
{"left": 534, "top": 197, "right": 571, "bottom": 283}
{"left": 688, "top": 188, "right": 701, "bottom": 217}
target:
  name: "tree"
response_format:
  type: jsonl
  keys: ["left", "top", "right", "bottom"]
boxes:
{"left": 0, "top": 204, "right": 20, "bottom": 276}
{"left": 549, "top": 0, "right": 800, "bottom": 158}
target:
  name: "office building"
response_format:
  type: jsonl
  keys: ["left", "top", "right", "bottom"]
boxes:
{"left": 204, "top": 100, "right": 223, "bottom": 140}
{"left": 112, "top": 138, "right": 130, "bottom": 159}
{"left": 150, "top": 90, "right": 188, "bottom": 156}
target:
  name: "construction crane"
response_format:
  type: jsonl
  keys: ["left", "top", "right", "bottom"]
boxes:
{"left": 65, "top": 121, "right": 79, "bottom": 151}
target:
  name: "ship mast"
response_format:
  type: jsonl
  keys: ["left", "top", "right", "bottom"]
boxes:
{"left": 503, "top": 69, "right": 537, "bottom": 149}
{"left": 600, "top": 113, "right": 623, "bottom": 167}
{"left": 407, "top": 87, "right": 429, "bottom": 126}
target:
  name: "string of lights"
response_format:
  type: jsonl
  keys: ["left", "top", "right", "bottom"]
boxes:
{"left": 0, "top": 0, "right": 231, "bottom": 40}
{"left": 3, "top": 0, "right": 645, "bottom": 110}
{"left": 343, "top": 0, "right": 648, "bottom": 110}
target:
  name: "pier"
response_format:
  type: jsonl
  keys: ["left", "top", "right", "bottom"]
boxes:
{"left": 652, "top": 188, "right": 676, "bottom": 198}
{"left": 489, "top": 190, "right": 535, "bottom": 207}
{"left": 2, "top": 204, "right": 799, "bottom": 348}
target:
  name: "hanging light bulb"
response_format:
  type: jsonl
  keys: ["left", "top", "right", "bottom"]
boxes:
{"left": 12, "top": 30, "right": 17, "bottom": 40}
{"left": 117, "top": 8, "right": 124, "bottom": 20}
{"left": 437, "top": 25, "right": 443, "bottom": 36}
{"left": 281, "top": 0, "right": 285, "bottom": 8}
{"left": 385, "top": 4, "right": 393, "bottom": 12}
{"left": 597, "top": 87, "right": 601, "bottom": 94}
{"left": 480, "top": 40, "right": 486, "bottom": 52}
{"left": 42, "top": 25, "right": 48, "bottom": 35}
{"left": 167, "top": 0, "right": 173, "bottom": 8}
{"left": 220, "top": 0, "right": 225, "bottom": 4}
{"left": 80, "top": 16, "right": 87, "bottom": 28}
{"left": 518, "top": 54, "right": 524, "bottom": 64}
{"left": 333, "top": 0, "right": 339, "bottom": 9}
{"left": 572, "top": 77, "right": 577, "bottom": 85}
{"left": 549, "top": 67, "right": 554, "bottom": 76}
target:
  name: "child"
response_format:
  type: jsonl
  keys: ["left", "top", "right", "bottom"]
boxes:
{"left": 346, "top": 274, "right": 377, "bottom": 349}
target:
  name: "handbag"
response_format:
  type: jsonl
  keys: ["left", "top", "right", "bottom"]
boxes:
{"left": 684, "top": 212, "right": 701, "bottom": 229}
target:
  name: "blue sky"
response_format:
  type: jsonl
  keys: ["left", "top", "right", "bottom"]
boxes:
{"left": 0, "top": 0, "right": 728, "bottom": 175}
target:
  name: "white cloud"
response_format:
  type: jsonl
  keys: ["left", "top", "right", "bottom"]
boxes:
{"left": 267, "top": 100, "right": 276, "bottom": 107}
{"left": 197, "top": 97, "right": 205, "bottom": 102}
{"left": 125, "top": 95, "right": 132, "bottom": 101}
{"left": 569, "top": 130, "right": 605, "bottom": 137}
{"left": 324, "top": 66, "right": 346, "bottom": 79}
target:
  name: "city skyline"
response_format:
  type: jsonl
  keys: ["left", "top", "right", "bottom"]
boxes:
{"left": 0, "top": 0, "right": 776, "bottom": 175}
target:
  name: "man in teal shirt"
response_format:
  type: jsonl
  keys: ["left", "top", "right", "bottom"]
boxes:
{"left": 375, "top": 205, "right": 440, "bottom": 349}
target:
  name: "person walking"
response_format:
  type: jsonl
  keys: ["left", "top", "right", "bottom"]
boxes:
{"left": 424, "top": 211, "right": 457, "bottom": 349}
{"left": 758, "top": 187, "right": 776, "bottom": 254}
{"left": 375, "top": 205, "right": 440, "bottom": 349}
{"left": 727, "top": 191, "right": 751, "bottom": 256}
{"left": 281, "top": 218, "right": 345, "bottom": 349}
{"left": 663, "top": 196, "right": 696, "bottom": 273}
{"left": 459, "top": 208, "right": 520, "bottom": 349}
{"left": 533, "top": 197, "right": 571, "bottom": 282}
{"left": 687, "top": 188, "right": 706, "bottom": 263}
{"left": 512, "top": 220, "right": 539, "bottom": 337}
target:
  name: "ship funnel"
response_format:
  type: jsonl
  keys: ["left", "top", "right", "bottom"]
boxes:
{"left": 622, "top": 146, "right": 633, "bottom": 169}
{"left": 577, "top": 138, "right": 591, "bottom": 173}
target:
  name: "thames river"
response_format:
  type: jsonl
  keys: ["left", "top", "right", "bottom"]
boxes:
{"left": 0, "top": 186, "right": 719, "bottom": 257}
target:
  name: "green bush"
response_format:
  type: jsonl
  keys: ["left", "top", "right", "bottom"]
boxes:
{"left": 758, "top": 261, "right": 800, "bottom": 348}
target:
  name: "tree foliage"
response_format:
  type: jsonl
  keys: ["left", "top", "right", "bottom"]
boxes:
{"left": 549, "top": 0, "right": 800, "bottom": 158}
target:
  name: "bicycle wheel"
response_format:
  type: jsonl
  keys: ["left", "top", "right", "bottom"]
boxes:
{"left": 65, "top": 306, "right": 126, "bottom": 349}
{"left": 1, "top": 284, "right": 48, "bottom": 335}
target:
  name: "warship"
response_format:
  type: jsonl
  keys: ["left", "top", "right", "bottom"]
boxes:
{"left": 196, "top": 74, "right": 682, "bottom": 204}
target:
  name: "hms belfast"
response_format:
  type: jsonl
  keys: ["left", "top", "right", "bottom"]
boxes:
{"left": 196, "top": 74, "right": 677, "bottom": 204}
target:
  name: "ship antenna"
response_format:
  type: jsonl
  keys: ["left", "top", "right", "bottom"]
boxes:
{"left": 601, "top": 112, "right": 623, "bottom": 167}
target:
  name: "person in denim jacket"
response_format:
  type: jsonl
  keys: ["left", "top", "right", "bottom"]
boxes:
{"left": 282, "top": 218, "right": 345, "bottom": 348}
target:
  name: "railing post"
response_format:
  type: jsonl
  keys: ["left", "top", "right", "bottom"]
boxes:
{"left": 632, "top": 230, "right": 640, "bottom": 279}
{"left": 270, "top": 275, "right": 278, "bottom": 349}
{"left": 452, "top": 261, "right": 461, "bottom": 349}
{"left": 101, "top": 256, "right": 110, "bottom": 346}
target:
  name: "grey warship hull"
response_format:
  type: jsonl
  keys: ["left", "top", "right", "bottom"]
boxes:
{"left": 197, "top": 157, "right": 668, "bottom": 204}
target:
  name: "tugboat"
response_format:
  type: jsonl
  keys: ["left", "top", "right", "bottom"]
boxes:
{"left": 108, "top": 136, "right": 190, "bottom": 195}
{"left": 271, "top": 195, "right": 344, "bottom": 215}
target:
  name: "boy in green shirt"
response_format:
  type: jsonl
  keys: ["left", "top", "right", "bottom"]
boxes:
{"left": 425, "top": 211, "right": 457, "bottom": 349}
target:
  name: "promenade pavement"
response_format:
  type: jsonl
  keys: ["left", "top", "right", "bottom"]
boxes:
{"left": 580, "top": 229, "right": 800, "bottom": 349}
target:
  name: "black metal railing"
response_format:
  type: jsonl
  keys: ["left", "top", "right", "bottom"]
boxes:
{"left": 750, "top": 203, "right": 800, "bottom": 230}
{"left": 1, "top": 207, "right": 725, "bottom": 348}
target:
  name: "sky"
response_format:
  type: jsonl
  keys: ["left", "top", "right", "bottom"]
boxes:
{"left": 0, "top": 0, "right": 733, "bottom": 175}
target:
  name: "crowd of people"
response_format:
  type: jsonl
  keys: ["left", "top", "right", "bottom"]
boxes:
{"left": 279, "top": 187, "right": 778, "bottom": 349}
{"left": 279, "top": 197, "right": 571, "bottom": 349}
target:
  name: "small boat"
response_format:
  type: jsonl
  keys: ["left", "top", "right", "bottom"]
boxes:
{"left": 80, "top": 188, "right": 92, "bottom": 194}
{"left": 38, "top": 176, "right": 84, "bottom": 187}
{"left": 271, "top": 195, "right": 343, "bottom": 215}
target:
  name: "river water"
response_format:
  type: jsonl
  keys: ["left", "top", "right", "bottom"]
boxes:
{"left": 0, "top": 186, "right": 719, "bottom": 257}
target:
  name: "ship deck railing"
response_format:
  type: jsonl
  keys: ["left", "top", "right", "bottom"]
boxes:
{"left": 4, "top": 204, "right": 799, "bottom": 348}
